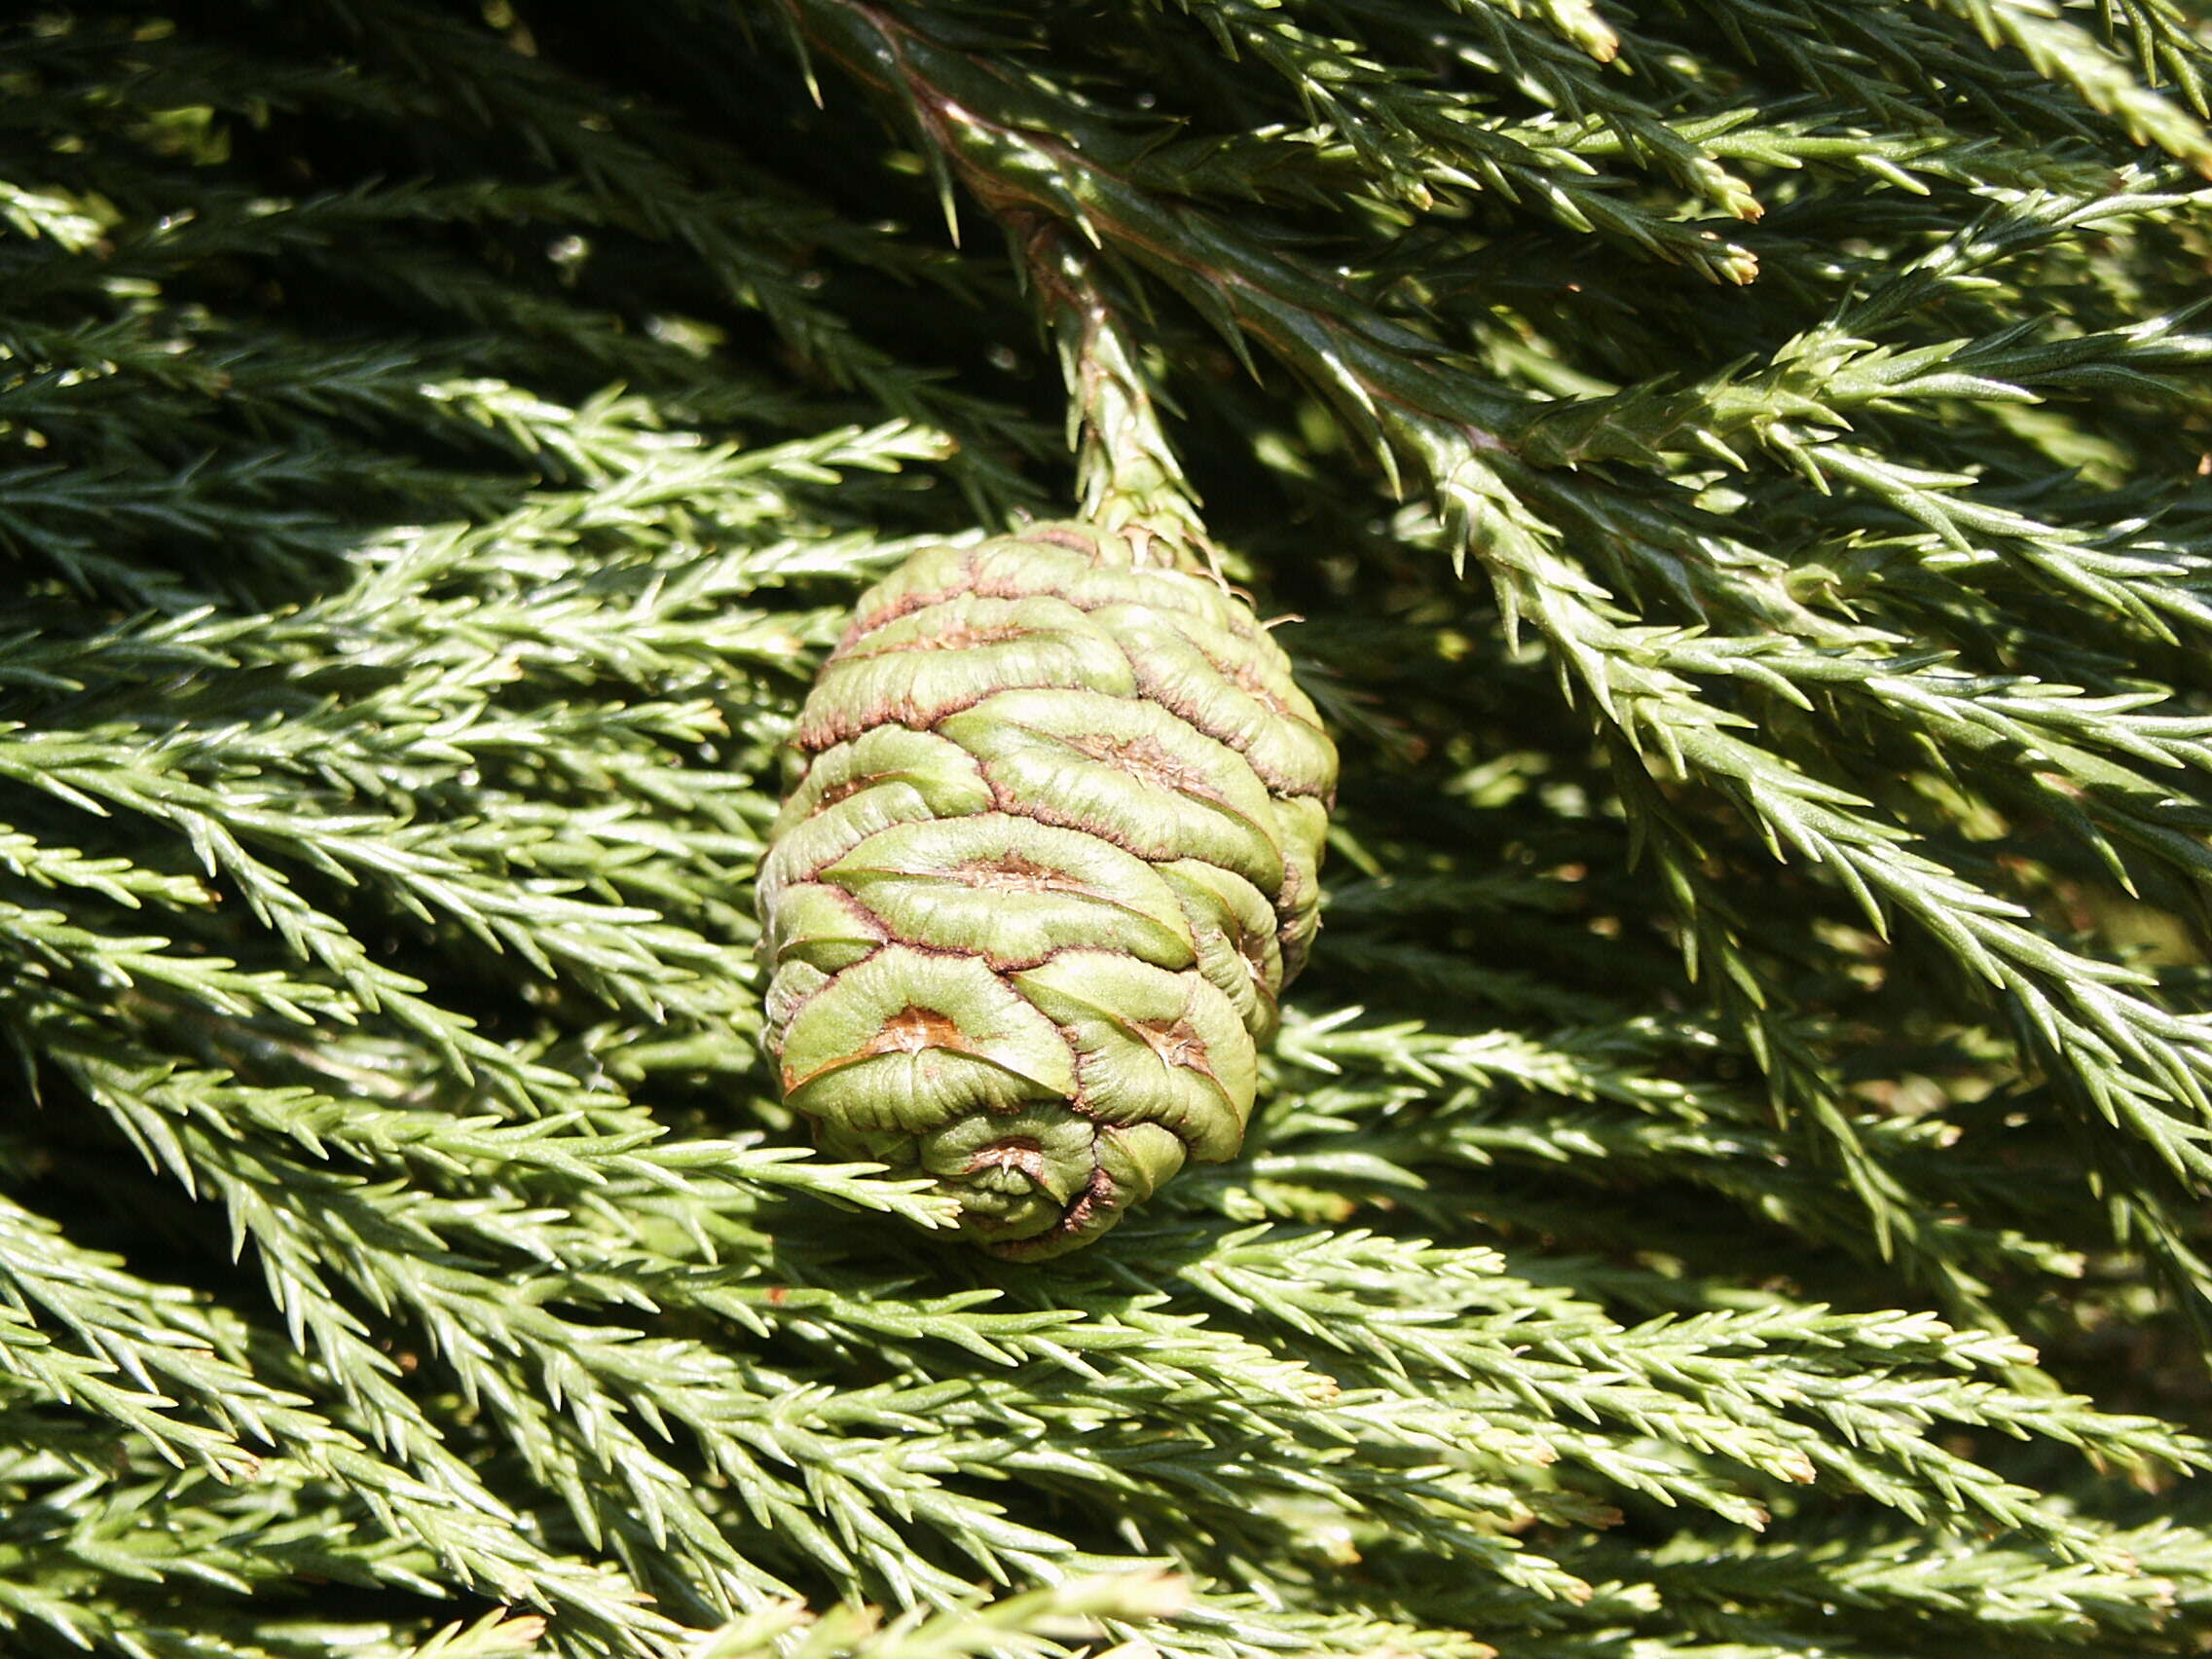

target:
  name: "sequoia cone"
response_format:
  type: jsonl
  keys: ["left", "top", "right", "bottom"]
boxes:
{"left": 758, "top": 523, "right": 1336, "bottom": 1256}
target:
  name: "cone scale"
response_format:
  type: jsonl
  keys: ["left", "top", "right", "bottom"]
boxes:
{"left": 759, "top": 523, "right": 1336, "bottom": 1256}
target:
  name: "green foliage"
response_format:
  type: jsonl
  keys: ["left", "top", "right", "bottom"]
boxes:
{"left": 1, "top": 2, "right": 2211, "bottom": 1657}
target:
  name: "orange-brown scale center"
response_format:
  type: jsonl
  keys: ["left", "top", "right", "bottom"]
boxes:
{"left": 873, "top": 1005, "right": 966, "bottom": 1053}
{"left": 1064, "top": 731, "right": 1213, "bottom": 796}
{"left": 947, "top": 853, "right": 1092, "bottom": 896}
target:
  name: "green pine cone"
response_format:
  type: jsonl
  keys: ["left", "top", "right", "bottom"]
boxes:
{"left": 758, "top": 523, "right": 1337, "bottom": 1257}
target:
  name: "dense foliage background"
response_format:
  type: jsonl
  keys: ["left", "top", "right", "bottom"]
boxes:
{"left": 6, "top": 1, "right": 2212, "bottom": 1655}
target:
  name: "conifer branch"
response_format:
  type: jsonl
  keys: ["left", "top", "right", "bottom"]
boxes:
{"left": 8, "top": 4, "right": 2212, "bottom": 1657}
